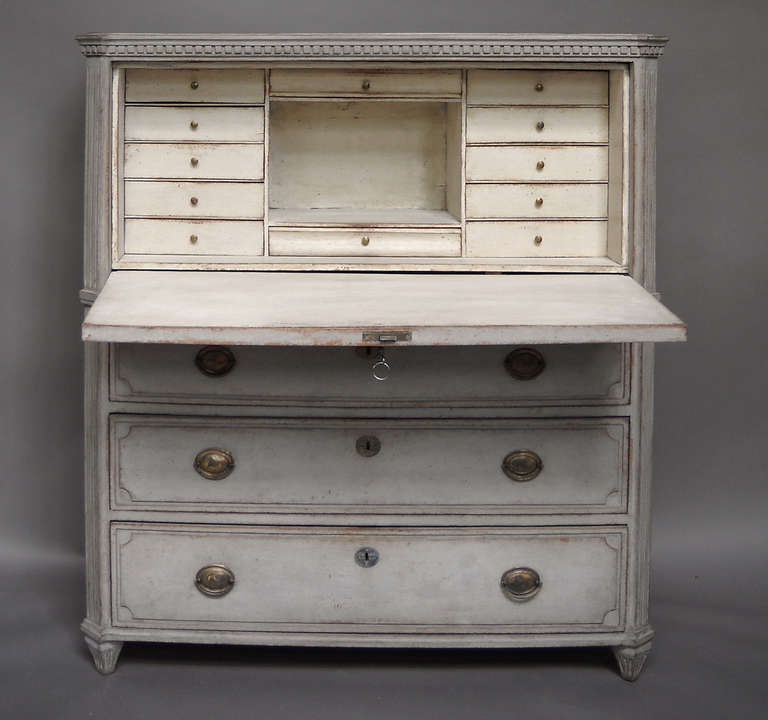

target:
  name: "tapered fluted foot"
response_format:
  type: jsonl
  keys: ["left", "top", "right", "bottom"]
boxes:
{"left": 85, "top": 637, "right": 123, "bottom": 674}
{"left": 612, "top": 640, "right": 652, "bottom": 681}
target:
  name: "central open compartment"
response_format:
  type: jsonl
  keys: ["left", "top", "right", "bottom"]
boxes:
{"left": 268, "top": 100, "right": 462, "bottom": 227}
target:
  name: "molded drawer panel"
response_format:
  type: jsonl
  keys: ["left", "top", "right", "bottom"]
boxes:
{"left": 467, "top": 146, "right": 609, "bottom": 181}
{"left": 466, "top": 221, "right": 607, "bottom": 257}
{"left": 466, "top": 184, "right": 607, "bottom": 219}
{"left": 125, "top": 69, "right": 265, "bottom": 104}
{"left": 125, "top": 106, "right": 264, "bottom": 142}
{"left": 269, "top": 228, "right": 461, "bottom": 257}
{"left": 467, "top": 107, "right": 608, "bottom": 144}
{"left": 110, "top": 416, "right": 628, "bottom": 513}
{"left": 124, "top": 219, "right": 264, "bottom": 255}
{"left": 269, "top": 69, "right": 462, "bottom": 97}
{"left": 124, "top": 143, "right": 264, "bottom": 180}
{"left": 468, "top": 70, "right": 609, "bottom": 106}
{"left": 124, "top": 181, "right": 264, "bottom": 219}
{"left": 112, "top": 524, "right": 625, "bottom": 631}
{"left": 111, "top": 343, "right": 629, "bottom": 407}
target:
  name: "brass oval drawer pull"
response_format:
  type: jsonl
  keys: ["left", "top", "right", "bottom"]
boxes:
{"left": 194, "top": 448, "right": 235, "bottom": 481}
{"left": 195, "top": 345, "right": 236, "bottom": 376}
{"left": 500, "top": 567, "right": 541, "bottom": 602}
{"left": 502, "top": 450, "right": 543, "bottom": 482}
{"left": 504, "top": 347, "right": 546, "bottom": 380}
{"left": 355, "top": 547, "right": 379, "bottom": 568}
{"left": 356, "top": 435, "right": 381, "bottom": 457}
{"left": 195, "top": 565, "right": 235, "bottom": 597}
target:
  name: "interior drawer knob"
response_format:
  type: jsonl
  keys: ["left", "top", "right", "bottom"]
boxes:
{"left": 362, "top": 79, "right": 371, "bottom": 90}
{"left": 194, "top": 448, "right": 235, "bottom": 480}
{"left": 536, "top": 160, "right": 545, "bottom": 170}
{"left": 504, "top": 347, "right": 546, "bottom": 380}
{"left": 195, "top": 345, "right": 236, "bottom": 376}
{"left": 502, "top": 450, "right": 543, "bottom": 482}
{"left": 535, "top": 82, "right": 544, "bottom": 92}
{"left": 190, "top": 80, "right": 199, "bottom": 90}
{"left": 356, "top": 435, "right": 381, "bottom": 457}
{"left": 500, "top": 567, "right": 542, "bottom": 602}
{"left": 195, "top": 565, "right": 235, "bottom": 597}
{"left": 190, "top": 120, "right": 199, "bottom": 130}
{"left": 536, "top": 121, "right": 545, "bottom": 131}
{"left": 535, "top": 197, "right": 544, "bottom": 207}
{"left": 190, "top": 157, "right": 199, "bottom": 167}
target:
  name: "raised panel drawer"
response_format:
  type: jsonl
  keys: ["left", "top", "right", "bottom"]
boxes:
{"left": 466, "top": 184, "right": 607, "bottom": 219}
{"left": 124, "top": 219, "right": 263, "bottom": 255}
{"left": 467, "top": 146, "right": 609, "bottom": 182}
{"left": 467, "top": 107, "right": 608, "bottom": 144}
{"left": 468, "top": 70, "right": 609, "bottom": 106}
{"left": 466, "top": 221, "right": 607, "bottom": 257}
{"left": 124, "top": 143, "right": 264, "bottom": 180}
{"left": 124, "top": 181, "right": 264, "bottom": 219}
{"left": 111, "top": 343, "right": 629, "bottom": 407}
{"left": 269, "top": 69, "right": 462, "bottom": 98}
{"left": 125, "top": 69, "right": 265, "bottom": 104}
{"left": 112, "top": 524, "right": 625, "bottom": 631}
{"left": 125, "top": 106, "right": 264, "bottom": 142}
{"left": 111, "top": 416, "right": 628, "bottom": 514}
{"left": 269, "top": 228, "right": 461, "bottom": 257}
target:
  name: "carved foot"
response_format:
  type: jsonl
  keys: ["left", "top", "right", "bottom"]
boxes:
{"left": 85, "top": 637, "right": 123, "bottom": 674}
{"left": 612, "top": 640, "right": 652, "bottom": 681}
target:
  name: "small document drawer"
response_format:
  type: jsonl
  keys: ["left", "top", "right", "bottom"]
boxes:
{"left": 112, "top": 524, "right": 625, "bottom": 631}
{"left": 111, "top": 343, "right": 629, "bottom": 407}
{"left": 466, "top": 184, "right": 607, "bottom": 219}
{"left": 124, "top": 143, "right": 264, "bottom": 180}
{"left": 269, "top": 69, "right": 462, "bottom": 98}
{"left": 124, "top": 181, "right": 264, "bottom": 219}
{"left": 124, "top": 219, "right": 263, "bottom": 255}
{"left": 468, "top": 70, "right": 609, "bottom": 106}
{"left": 467, "top": 221, "right": 607, "bottom": 257}
{"left": 269, "top": 228, "right": 461, "bottom": 257}
{"left": 125, "top": 106, "right": 264, "bottom": 142}
{"left": 467, "top": 146, "right": 609, "bottom": 181}
{"left": 467, "top": 107, "right": 608, "bottom": 144}
{"left": 125, "top": 69, "right": 265, "bottom": 104}
{"left": 110, "top": 416, "right": 628, "bottom": 514}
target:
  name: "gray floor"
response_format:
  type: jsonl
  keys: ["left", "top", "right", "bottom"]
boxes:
{"left": 1, "top": 553, "right": 764, "bottom": 720}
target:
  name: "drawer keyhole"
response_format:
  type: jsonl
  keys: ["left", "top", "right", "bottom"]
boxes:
{"left": 356, "top": 435, "right": 381, "bottom": 457}
{"left": 355, "top": 547, "right": 379, "bottom": 568}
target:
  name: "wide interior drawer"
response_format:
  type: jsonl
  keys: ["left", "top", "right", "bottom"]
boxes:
{"left": 124, "top": 181, "right": 264, "bottom": 219}
{"left": 125, "top": 106, "right": 265, "bottom": 142}
{"left": 268, "top": 228, "right": 461, "bottom": 257}
{"left": 110, "top": 343, "right": 629, "bottom": 407}
{"left": 466, "top": 146, "right": 608, "bottom": 182}
{"left": 110, "top": 416, "right": 628, "bottom": 514}
{"left": 466, "top": 184, "right": 607, "bottom": 219}
{"left": 466, "top": 221, "right": 607, "bottom": 257}
{"left": 467, "top": 107, "right": 609, "bottom": 144}
{"left": 124, "top": 219, "right": 264, "bottom": 255}
{"left": 112, "top": 524, "right": 625, "bottom": 631}
{"left": 125, "top": 69, "right": 265, "bottom": 104}
{"left": 124, "top": 143, "right": 264, "bottom": 181}
{"left": 467, "top": 70, "right": 609, "bottom": 106}
{"left": 269, "top": 69, "right": 462, "bottom": 98}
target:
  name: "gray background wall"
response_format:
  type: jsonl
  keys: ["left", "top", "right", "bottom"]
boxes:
{"left": 1, "top": 1, "right": 765, "bottom": 718}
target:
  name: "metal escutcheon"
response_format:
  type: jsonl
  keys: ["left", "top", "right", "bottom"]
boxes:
{"left": 195, "top": 345, "right": 236, "bottom": 376}
{"left": 195, "top": 564, "right": 235, "bottom": 597}
{"left": 356, "top": 435, "right": 381, "bottom": 457}
{"left": 194, "top": 448, "right": 235, "bottom": 480}
{"left": 502, "top": 450, "right": 543, "bottom": 482}
{"left": 355, "top": 547, "right": 379, "bottom": 568}
{"left": 504, "top": 347, "right": 546, "bottom": 380}
{"left": 500, "top": 567, "right": 541, "bottom": 602}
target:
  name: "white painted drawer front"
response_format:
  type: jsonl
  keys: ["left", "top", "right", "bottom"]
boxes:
{"left": 111, "top": 343, "right": 628, "bottom": 407}
{"left": 466, "top": 184, "right": 607, "bottom": 219}
{"left": 111, "top": 416, "right": 627, "bottom": 514}
{"left": 467, "top": 146, "right": 609, "bottom": 181}
{"left": 269, "top": 228, "right": 461, "bottom": 257}
{"left": 124, "top": 181, "right": 264, "bottom": 219}
{"left": 125, "top": 107, "right": 264, "bottom": 142}
{"left": 467, "top": 221, "right": 607, "bottom": 257}
{"left": 124, "top": 143, "right": 264, "bottom": 180}
{"left": 468, "top": 70, "right": 609, "bottom": 106}
{"left": 270, "top": 69, "right": 462, "bottom": 97}
{"left": 125, "top": 69, "right": 265, "bottom": 104}
{"left": 467, "top": 107, "right": 608, "bottom": 144}
{"left": 124, "top": 219, "right": 264, "bottom": 255}
{"left": 112, "top": 524, "right": 624, "bottom": 631}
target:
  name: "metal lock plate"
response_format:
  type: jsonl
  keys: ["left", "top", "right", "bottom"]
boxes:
{"left": 195, "top": 345, "right": 236, "bottom": 377}
{"left": 356, "top": 435, "right": 381, "bottom": 457}
{"left": 504, "top": 347, "right": 546, "bottom": 380}
{"left": 355, "top": 547, "right": 379, "bottom": 568}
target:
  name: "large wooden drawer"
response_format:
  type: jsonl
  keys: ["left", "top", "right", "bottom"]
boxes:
{"left": 124, "top": 143, "right": 264, "bottom": 181}
{"left": 110, "top": 343, "right": 629, "bottom": 407}
{"left": 467, "top": 70, "right": 609, "bottom": 106}
{"left": 124, "top": 181, "right": 264, "bottom": 219}
{"left": 466, "top": 146, "right": 609, "bottom": 182}
{"left": 112, "top": 524, "right": 625, "bottom": 632}
{"left": 125, "top": 69, "right": 265, "bottom": 104}
{"left": 125, "top": 106, "right": 265, "bottom": 142}
{"left": 110, "top": 416, "right": 628, "bottom": 514}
